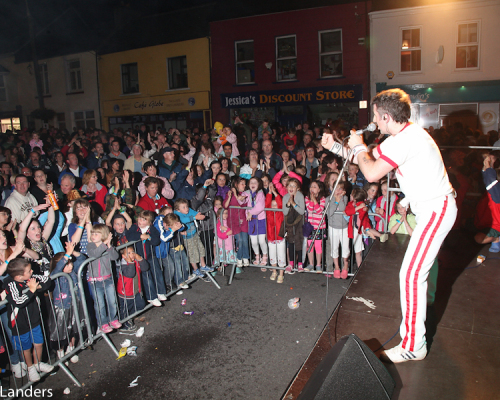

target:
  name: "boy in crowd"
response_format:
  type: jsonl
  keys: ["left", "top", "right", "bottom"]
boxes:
{"left": 4, "top": 258, "right": 54, "bottom": 382}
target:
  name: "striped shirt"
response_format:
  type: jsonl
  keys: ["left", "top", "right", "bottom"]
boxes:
{"left": 305, "top": 197, "right": 326, "bottom": 229}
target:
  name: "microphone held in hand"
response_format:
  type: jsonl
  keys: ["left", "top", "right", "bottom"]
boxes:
{"left": 349, "top": 122, "right": 377, "bottom": 137}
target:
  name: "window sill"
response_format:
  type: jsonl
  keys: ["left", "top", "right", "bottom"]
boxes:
{"left": 273, "top": 80, "right": 299, "bottom": 84}
{"left": 35, "top": 95, "right": 52, "bottom": 99}
{"left": 454, "top": 67, "right": 480, "bottom": 72}
{"left": 165, "top": 88, "right": 190, "bottom": 92}
{"left": 66, "top": 91, "right": 84, "bottom": 95}
{"left": 120, "top": 92, "right": 141, "bottom": 96}
{"left": 234, "top": 82, "right": 257, "bottom": 87}
{"left": 318, "top": 75, "right": 345, "bottom": 80}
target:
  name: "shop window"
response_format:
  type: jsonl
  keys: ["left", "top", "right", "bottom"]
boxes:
{"left": 401, "top": 27, "right": 421, "bottom": 73}
{"left": 0, "top": 75, "right": 6, "bottom": 101}
{"left": 39, "top": 63, "right": 49, "bottom": 95}
{"left": 121, "top": 63, "right": 139, "bottom": 94}
{"left": 456, "top": 22, "right": 479, "bottom": 69}
{"left": 1, "top": 118, "right": 20, "bottom": 132}
{"left": 57, "top": 112, "right": 66, "bottom": 130}
{"left": 276, "top": 35, "right": 297, "bottom": 81}
{"left": 67, "top": 59, "right": 82, "bottom": 92}
{"left": 74, "top": 110, "right": 95, "bottom": 129}
{"left": 319, "top": 30, "right": 342, "bottom": 77}
{"left": 167, "top": 56, "right": 188, "bottom": 89}
{"left": 235, "top": 40, "right": 254, "bottom": 84}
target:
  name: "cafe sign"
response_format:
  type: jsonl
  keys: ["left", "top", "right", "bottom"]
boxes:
{"left": 221, "top": 85, "right": 362, "bottom": 108}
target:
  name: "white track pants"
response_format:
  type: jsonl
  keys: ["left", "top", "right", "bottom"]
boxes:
{"left": 399, "top": 194, "right": 457, "bottom": 352}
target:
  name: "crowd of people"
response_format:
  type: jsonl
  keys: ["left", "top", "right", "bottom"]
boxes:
{"left": 0, "top": 113, "right": 496, "bottom": 380}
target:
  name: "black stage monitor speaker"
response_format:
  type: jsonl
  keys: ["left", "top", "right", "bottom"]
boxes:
{"left": 296, "top": 334, "right": 395, "bottom": 400}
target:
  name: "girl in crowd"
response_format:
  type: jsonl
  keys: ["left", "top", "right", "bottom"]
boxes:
{"left": 244, "top": 177, "right": 268, "bottom": 268}
{"left": 216, "top": 207, "right": 237, "bottom": 264}
{"left": 68, "top": 198, "right": 104, "bottom": 256}
{"left": 327, "top": 181, "right": 349, "bottom": 279}
{"left": 239, "top": 149, "right": 262, "bottom": 180}
{"left": 305, "top": 181, "right": 327, "bottom": 272}
{"left": 283, "top": 178, "right": 305, "bottom": 273}
{"left": 266, "top": 183, "right": 286, "bottom": 283}
{"left": 388, "top": 198, "right": 416, "bottom": 236}
{"left": 197, "top": 142, "right": 218, "bottom": 170}
{"left": 224, "top": 177, "right": 250, "bottom": 272}
{"left": 81, "top": 169, "right": 107, "bottom": 213}
{"left": 375, "top": 180, "right": 398, "bottom": 231}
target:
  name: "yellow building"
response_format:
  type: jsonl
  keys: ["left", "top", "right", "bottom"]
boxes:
{"left": 99, "top": 37, "right": 211, "bottom": 132}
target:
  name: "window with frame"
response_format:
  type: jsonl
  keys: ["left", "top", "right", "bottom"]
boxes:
{"left": 57, "top": 113, "right": 66, "bottom": 130}
{"left": 67, "top": 59, "right": 82, "bottom": 92}
{"left": 235, "top": 40, "right": 254, "bottom": 84}
{"left": 74, "top": 110, "right": 95, "bottom": 129}
{"left": 401, "top": 27, "right": 421, "bottom": 72}
{"left": 167, "top": 56, "right": 188, "bottom": 89}
{"left": 0, "top": 75, "right": 6, "bottom": 101}
{"left": 276, "top": 35, "right": 297, "bottom": 81}
{"left": 319, "top": 30, "right": 342, "bottom": 77}
{"left": 121, "top": 63, "right": 139, "bottom": 94}
{"left": 39, "top": 63, "right": 49, "bottom": 95}
{"left": 456, "top": 22, "right": 479, "bottom": 69}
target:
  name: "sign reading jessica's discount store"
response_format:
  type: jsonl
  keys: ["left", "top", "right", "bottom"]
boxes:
{"left": 221, "top": 85, "right": 362, "bottom": 108}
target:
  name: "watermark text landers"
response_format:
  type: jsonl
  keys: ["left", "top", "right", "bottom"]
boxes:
{"left": 0, "top": 386, "right": 53, "bottom": 398}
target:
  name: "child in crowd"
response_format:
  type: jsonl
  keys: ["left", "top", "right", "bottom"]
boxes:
{"left": 266, "top": 183, "right": 286, "bottom": 283}
{"left": 345, "top": 188, "right": 382, "bottom": 274}
{"left": 215, "top": 173, "right": 230, "bottom": 199}
{"left": 283, "top": 178, "right": 305, "bottom": 273}
{"left": 305, "top": 181, "right": 327, "bottom": 272}
{"left": 272, "top": 164, "right": 302, "bottom": 197}
{"left": 244, "top": 177, "right": 268, "bottom": 268}
{"left": 29, "top": 132, "right": 44, "bottom": 154}
{"left": 214, "top": 196, "right": 223, "bottom": 214}
{"left": 4, "top": 258, "right": 53, "bottom": 382}
{"left": 216, "top": 207, "right": 237, "bottom": 264}
{"left": 365, "top": 182, "right": 379, "bottom": 228}
{"left": 161, "top": 213, "right": 190, "bottom": 293}
{"left": 49, "top": 241, "right": 84, "bottom": 364}
{"left": 375, "top": 180, "right": 397, "bottom": 231}
{"left": 116, "top": 246, "right": 148, "bottom": 332}
{"left": 126, "top": 210, "right": 165, "bottom": 306}
{"left": 327, "top": 181, "right": 350, "bottom": 279}
{"left": 389, "top": 198, "right": 416, "bottom": 236}
{"left": 86, "top": 224, "right": 121, "bottom": 333}
{"left": 347, "top": 164, "right": 365, "bottom": 188}
{"left": 105, "top": 197, "right": 133, "bottom": 244}
{"left": 174, "top": 198, "right": 213, "bottom": 277}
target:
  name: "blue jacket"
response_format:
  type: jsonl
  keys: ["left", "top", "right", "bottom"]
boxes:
{"left": 158, "top": 161, "right": 182, "bottom": 181}
{"left": 58, "top": 166, "right": 88, "bottom": 185}
{"left": 85, "top": 153, "right": 109, "bottom": 170}
{"left": 171, "top": 167, "right": 212, "bottom": 200}
{"left": 174, "top": 208, "right": 198, "bottom": 239}
{"left": 153, "top": 215, "right": 186, "bottom": 259}
{"left": 51, "top": 254, "right": 86, "bottom": 309}
{"left": 126, "top": 223, "right": 161, "bottom": 259}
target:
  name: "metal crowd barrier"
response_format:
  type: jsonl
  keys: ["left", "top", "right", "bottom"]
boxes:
{"left": 220, "top": 205, "right": 386, "bottom": 285}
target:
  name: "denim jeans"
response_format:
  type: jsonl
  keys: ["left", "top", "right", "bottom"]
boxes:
{"left": 0, "top": 306, "right": 21, "bottom": 364}
{"left": 118, "top": 293, "right": 146, "bottom": 321}
{"left": 89, "top": 277, "right": 118, "bottom": 327}
{"left": 148, "top": 256, "right": 167, "bottom": 296}
{"left": 162, "top": 249, "right": 189, "bottom": 288}
{"left": 235, "top": 232, "right": 250, "bottom": 260}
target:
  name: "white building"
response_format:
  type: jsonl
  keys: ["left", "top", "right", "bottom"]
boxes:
{"left": 370, "top": 0, "right": 500, "bottom": 132}
{"left": 0, "top": 51, "right": 101, "bottom": 132}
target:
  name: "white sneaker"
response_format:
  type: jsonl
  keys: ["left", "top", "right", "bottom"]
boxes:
{"left": 66, "top": 346, "right": 79, "bottom": 363}
{"left": 35, "top": 362, "right": 54, "bottom": 373}
{"left": 157, "top": 294, "right": 167, "bottom": 301}
{"left": 148, "top": 299, "right": 162, "bottom": 307}
{"left": 28, "top": 365, "right": 40, "bottom": 382}
{"left": 11, "top": 362, "right": 27, "bottom": 379}
{"left": 237, "top": 259, "right": 243, "bottom": 267}
{"left": 188, "top": 274, "right": 196, "bottom": 281}
{"left": 380, "top": 343, "right": 427, "bottom": 363}
{"left": 243, "top": 258, "right": 249, "bottom": 266}
{"left": 178, "top": 282, "right": 189, "bottom": 289}
{"left": 175, "top": 290, "right": 184, "bottom": 295}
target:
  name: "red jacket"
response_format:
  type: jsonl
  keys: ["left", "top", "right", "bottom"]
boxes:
{"left": 137, "top": 194, "right": 170, "bottom": 213}
{"left": 345, "top": 201, "right": 372, "bottom": 239}
{"left": 265, "top": 193, "right": 284, "bottom": 241}
{"left": 116, "top": 259, "right": 148, "bottom": 299}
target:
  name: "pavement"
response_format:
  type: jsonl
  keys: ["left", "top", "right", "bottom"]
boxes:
{"left": 31, "top": 267, "right": 350, "bottom": 400}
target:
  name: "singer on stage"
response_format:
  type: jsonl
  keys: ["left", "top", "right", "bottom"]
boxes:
{"left": 322, "top": 88, "right": 457, "bottom": 363}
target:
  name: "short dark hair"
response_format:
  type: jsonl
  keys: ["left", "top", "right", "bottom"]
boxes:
{"left": 351, "top": 187, "right": 367, "bottom": 202}
{"left": 144, "top": 177, "right": 159, "bottom": 188}
{"left": 371, "top": 88, "right": 411, "bottom": 124}
{"left": 7, "top": 258, "right": 30, "bottom": 278}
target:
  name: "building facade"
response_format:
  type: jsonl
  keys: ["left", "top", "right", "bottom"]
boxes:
{"left": 370, "top": 0, "right": 500, "bottom": 132}
{"left": 210, "top": 3, "right": 371, "bottom": 129}
{"left": 98, "top": 38, "right": 211, "bottom": 132}
{"left": 0, "top": 51, "right": 101, "bottom": 132}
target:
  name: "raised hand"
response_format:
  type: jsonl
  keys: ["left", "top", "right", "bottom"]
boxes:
{"left": 65, "top": 240, "right": 76, "bottom": 256}
{"left": 204, "top": 179, "right": 214, "bottom": 187}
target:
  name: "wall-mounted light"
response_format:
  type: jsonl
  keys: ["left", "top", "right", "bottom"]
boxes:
{"left": 265, "top": 62, "right": 272, "bottom": 70}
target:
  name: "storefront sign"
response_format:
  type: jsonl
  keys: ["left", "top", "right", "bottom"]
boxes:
{"left": 103, "top": 91, "right": 209, "bottom": 117}
{"left": 221, "top": 85, "right": 362, "bottom": 108}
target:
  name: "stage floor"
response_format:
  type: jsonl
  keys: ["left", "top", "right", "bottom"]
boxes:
{"left": 284, "top": 230, "right": 500, "bottom": 400}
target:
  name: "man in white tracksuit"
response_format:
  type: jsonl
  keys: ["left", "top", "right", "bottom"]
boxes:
{"left": 322, "top": 88, "right": 457, "bottom": 363}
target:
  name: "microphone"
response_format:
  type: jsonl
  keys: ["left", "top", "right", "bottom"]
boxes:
{"left": 349, "top": 122, "right": 377, "bottom": 137}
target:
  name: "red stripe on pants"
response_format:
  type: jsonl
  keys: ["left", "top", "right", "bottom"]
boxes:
{"left": 402, "top": 213, "right": 436, "bottom": 350}
{"left": 408, "top": 197, "right": 448, "bottom": 350}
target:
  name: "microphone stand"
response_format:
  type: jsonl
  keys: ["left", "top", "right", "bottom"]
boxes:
{"left": 306, "top": 135, "right": 353, "bottom": 254}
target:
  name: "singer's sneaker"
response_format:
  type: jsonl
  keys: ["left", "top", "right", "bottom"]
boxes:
{"left": 380, "top": 343, "right": 427, "bottom": 363}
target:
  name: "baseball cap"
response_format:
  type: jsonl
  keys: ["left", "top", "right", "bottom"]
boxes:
{"left": 161, "top": 147, "right": 175, "bottom": 156}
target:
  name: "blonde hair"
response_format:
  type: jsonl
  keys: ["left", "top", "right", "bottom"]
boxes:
{"left": 91, "top": 223, "right": 110, "bottom": 238}
{"left": 82, "top": 169, "right": 97, "bottom": 186}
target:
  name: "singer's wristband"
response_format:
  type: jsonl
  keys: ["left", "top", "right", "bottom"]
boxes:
{"left": 352, "top": 144, "right": 368, "bottom": 158}
{"left": 64, "top": 254, "right": 71, "bottom": 259}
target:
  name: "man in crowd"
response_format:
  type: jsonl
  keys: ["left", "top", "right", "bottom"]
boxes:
{"left": 4, "top": 174, "right": 38, "bottom": 223}
{"left": 108, "top": 139, "right": 127, "bottom": 162}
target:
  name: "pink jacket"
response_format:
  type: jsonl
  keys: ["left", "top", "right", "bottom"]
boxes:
{"left": 217, "top": 132, "right": 240, "bottom": 157}
{"left": 272, "top": 170, "right": 303, "bottom": 197}
{"left": 138, "top": 175, "right": 174, "bottom": 199}
{"left": 244, "top": 190, "right": 266, "bottom": 220}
